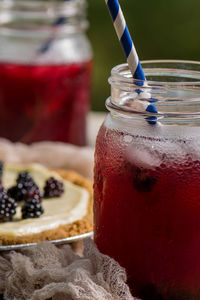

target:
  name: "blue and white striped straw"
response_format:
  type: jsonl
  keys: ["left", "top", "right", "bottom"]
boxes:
{"left": 39, "top": 16, "right": 66, "bottom": 53}
{"left": 39, "top": 0, "right": 71, "bottom": 54}
{"left": 105, "top": 0, "right": 145, "bottom": 81}
{"left": 105, "top": 0, "right": 158, "bottom": 124}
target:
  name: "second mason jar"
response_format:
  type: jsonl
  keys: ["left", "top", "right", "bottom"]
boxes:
{"left": 94, "top": 60, "right": 200, "bottom": 300}
{"left": 0, "top": 0, "right": 92, "bottom": 145}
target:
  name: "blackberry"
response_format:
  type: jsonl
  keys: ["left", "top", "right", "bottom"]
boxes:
{"left": 8, "top": 171, "right": 39, "bottom": 202}
{"left": 17, "top": 171, "right": 31, "bottom": 182}
{"left": 22, "top": 195, "right": 44, "bottom": 219}
{"left": 133, "top": 168, "right": 157, "bottom": 192}
{"left": 0, "top": 188, "right": 7, "bottom": 197}
{"left": 8, "top": 184, "right": 26, "bottom": 202}
{"left": 0, "top": 162, "right": 4, "bottom": 191}
{"left": 0, "top": 189, "right": 17, "bottom": 222}
{"left": 0, "top": 162, "right": 3, "bottom": 178}
{"left": 0, "top": 179, "right": 3, "bottom": 192}
{"left": 44, "top": 177, "right": 64, "bottom": 198}
{"left": 17, "top": 171, "right": 38, "bottom": 190}
{"left": 24, "top": 188, "right": 43, "bottom": 203}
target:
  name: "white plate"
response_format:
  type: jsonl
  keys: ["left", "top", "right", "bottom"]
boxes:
{"left": 0, "top": 231, "right": 93, "bottom": 251}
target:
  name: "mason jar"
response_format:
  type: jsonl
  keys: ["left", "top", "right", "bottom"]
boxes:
{"left": 0, "top": 0, "right": 92, "bottom": 145}
{"left": 94, "top": 60, "right": 200, "bottom": 300}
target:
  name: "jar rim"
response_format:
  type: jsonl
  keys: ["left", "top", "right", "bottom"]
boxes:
{"left": 110, "top": 60, "right": 200, "bottom": 86}
{"left": 107, "top": 60, "right": 200, "bottom": 122}
{"left": 0, "top": 0, "right": 88, "bottom": 34}
{"left": 0, "top": 0, "right": 86, "bottom": 14}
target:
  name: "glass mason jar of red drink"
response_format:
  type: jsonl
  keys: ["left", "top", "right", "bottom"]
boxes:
{"left": 94, "top": 60, "right": 200, "bottom": 300}
{"left": 0, "top": 0, "right": 92, "bottom": 145}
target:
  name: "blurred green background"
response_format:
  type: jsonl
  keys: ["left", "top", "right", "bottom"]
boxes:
{"left": 87, "top": 0, "right": 200, "bottom": 111}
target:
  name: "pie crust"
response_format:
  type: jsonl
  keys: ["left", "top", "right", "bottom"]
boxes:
{"left": 0, "top": 169, "right": 93, "bottom": 246}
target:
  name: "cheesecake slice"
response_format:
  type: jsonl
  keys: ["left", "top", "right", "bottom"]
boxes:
{"left": 0, "top": 163, "right": 93, "bottom": 245}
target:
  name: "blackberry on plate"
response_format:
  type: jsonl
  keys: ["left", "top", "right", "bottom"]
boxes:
{"left": 0, "top": 179, "right": 3, "bottom": 192}
{"left": 17, "top": 171, "right": 38, "bottom": 190}
{"left": 22, "top": 195, "right": 44, "bottom": 219}
{"left": 0, "top": 162, "right": 3, "bottom": 178}
{"left": 8, "top": 171, "right": 39, "bottom": 202}
{"left": 24, "top": 188, "right": 43, "bottom": 203}
{"left": 0, "top": 189, "right": 17, "bottom": 222}
{"left": 8, "top": 184, "right": 26, "bottom": 202}
{"left": 17, "top": 171, "right": 32, "bottom": 182}
{"left": 0, "top": 188, "right": 8, "bottom": 197}
{"left": 44, "top": 177, "right": 64, "bottom": 198}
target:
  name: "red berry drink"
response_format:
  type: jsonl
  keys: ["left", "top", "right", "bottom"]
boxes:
{"left": 94, "top": 117, "right": 200, "bottom": 299}
{"left": 94, "top": 61, "right": 200, "bottom": 300}
{"left": 0, "top": 0, "right": 93, "bottom": 145}
{"left": 0, "top": 61, "right": 92, "bottom": 145}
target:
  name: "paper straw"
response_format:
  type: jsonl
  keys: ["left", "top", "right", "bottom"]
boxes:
{"left": 105, "top": 0, "right": 145, "bottom": 80}
{"left": 39, "top": 16, "right": 66, "bottom": 53}
{"left": 39, "top": 0, "right": 70, "bottom": 54}
{"left": 105, "top": 0, "right": 158, "bottom": 124}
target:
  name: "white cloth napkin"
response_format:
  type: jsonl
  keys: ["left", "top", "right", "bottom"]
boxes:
{"left": 0, "top": 239, "right": 136, "bottom": 300}
{"left": 0, "top": 139, "right": 94, "bottom": 179}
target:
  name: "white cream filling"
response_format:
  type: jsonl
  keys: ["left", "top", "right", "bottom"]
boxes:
{"left": 0, "top": 163, "right": 89, "bottom": 237}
